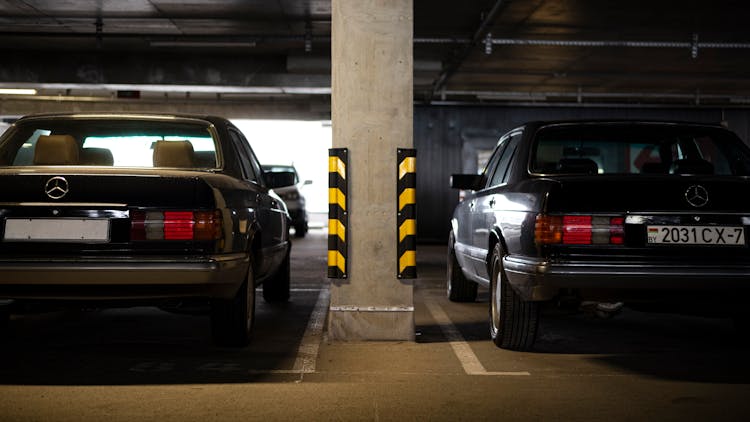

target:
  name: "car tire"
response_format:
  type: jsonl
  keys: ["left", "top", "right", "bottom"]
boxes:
{"left": 262, "top": 247, "right": 291, "bottom": 303}
{"left": 294, "top": 223, "right": 308, "bottom": 238}
{"left": 210, "top": 266, "right": 256, "bottom": 347}
{"left": 489, "top": 243, "right": 539, "bottom": 351}
{"left": 447, "top": 233, "right": 478, "bottom": 302}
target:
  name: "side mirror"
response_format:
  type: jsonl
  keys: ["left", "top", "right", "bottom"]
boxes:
{"left": 265, "top": 171, "right": 296, "bottom": 189}
{"left": 450, "top": 174, "right": 482, "bottom": 190}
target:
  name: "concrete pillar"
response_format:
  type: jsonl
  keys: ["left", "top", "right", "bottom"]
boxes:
{"left": 329, "top": 0, "right": 414, "bottom": 340}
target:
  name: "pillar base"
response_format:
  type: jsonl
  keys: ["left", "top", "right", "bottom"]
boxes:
{"left": 328, "top": 308, "right": 415, "bottom": 341}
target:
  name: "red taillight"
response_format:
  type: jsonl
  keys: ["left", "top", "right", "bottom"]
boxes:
{"left": 163, "top": 211, "right": 194, "bottom": 240}
{"left": 609, "top": 217, "right": 625, "bottom": 245}
{"left": 130, "top": 210, "right": 147, "bottom": 241}
{"left": 130, "top": 210, "right": 222, "bottom": 241}
{"left": 563, "top": 215, "right": 592, "bottom": 244}
{"left": 536, "top": 214, "right": 624, "bottom": 246}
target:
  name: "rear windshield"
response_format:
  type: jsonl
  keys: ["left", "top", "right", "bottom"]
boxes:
{"left": 0, "top": 118, "right": 218, "bottom": 169}
{"left": 531, "top": 123, "right": 750, "bottom": 176}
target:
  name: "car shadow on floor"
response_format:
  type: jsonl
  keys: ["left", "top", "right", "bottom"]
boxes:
{"left": 0, "top": 296, "right": 315, "bottom": 386}
{"left": 416, "top": 295, "right": 750, "bottom": 384}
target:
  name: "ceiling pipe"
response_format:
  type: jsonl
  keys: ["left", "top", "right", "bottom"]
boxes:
{"left": 428, "top": 0, "right": 507, "bottom": 100}
{"left": 425, "top": 100, "right": 750, "bottom": 109}
{"left": 415, "top": 35, "right": 750, "bottom": 49}
{"left": 443, "top": 89, "right": 750, "bottom": 104}
{"left": 414, "top": 34, "right": 750, "bottom": 59}
{"left": 5, "top": 31, "right": 748, "bottom": 52}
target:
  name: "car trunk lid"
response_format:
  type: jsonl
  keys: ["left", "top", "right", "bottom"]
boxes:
{"left": 0, "top": 170, "right": 218, "bottom": 255}
{"left": 539, "top": 175, "right": 750, "bottom": 257}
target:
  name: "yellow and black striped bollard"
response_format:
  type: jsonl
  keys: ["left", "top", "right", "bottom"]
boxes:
{"left": 397, "top": 148, "right": 416, "bottom": 278}
{"left": 328, "top": 148, "right": 348, "bottom": 278}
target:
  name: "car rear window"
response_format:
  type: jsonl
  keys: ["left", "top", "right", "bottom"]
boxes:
{"left": 0, "top": 118, "right": 219, "bottom": 169}
{"left": 530, "top": 123, "right": 750, "bottom": 176}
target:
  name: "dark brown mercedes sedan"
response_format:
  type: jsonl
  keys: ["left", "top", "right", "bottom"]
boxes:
{"left": 0, "top": 113, "right": 294, "bottom": 346}
{"left": 449, "top": 120, "right": 750, "bottom": 350}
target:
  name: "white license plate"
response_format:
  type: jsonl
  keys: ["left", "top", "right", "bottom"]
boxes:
{"left": 3, "top": 218, "right": 110, "bottom": 242}
{"left": 647, "top": 225, "right": 745, "bottom": 245}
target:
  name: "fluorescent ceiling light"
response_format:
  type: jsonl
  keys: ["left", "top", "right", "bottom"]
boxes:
{"left": 0, "top": 88, "right": 37, "bottom": 95}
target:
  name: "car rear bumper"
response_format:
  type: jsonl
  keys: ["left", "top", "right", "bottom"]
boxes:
{"left": 503, "top": 255, "right": 750, "bottom": 301}
{"left": 0, "top": 253, "right": 249, "bottom": 300}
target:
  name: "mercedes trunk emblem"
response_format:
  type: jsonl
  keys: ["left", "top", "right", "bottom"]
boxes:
{"left": 684, "top": 184, "right": 708, "bottom": 208}
{"left": 44, "top": 176, "right": 70, "bottom": 199}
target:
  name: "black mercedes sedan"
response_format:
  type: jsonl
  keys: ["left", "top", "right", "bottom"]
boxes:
{"left": 0, "top": 113, "right": 294, "bottom": 346}
{"left": 449, "top": 120, "right": 750, "bottom": 350}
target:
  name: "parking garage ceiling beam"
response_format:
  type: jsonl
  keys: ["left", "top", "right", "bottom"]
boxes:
{"left": 0, "top": 51, "right": 329, "bottom": 89}
{"left": 428, "top": 0, "right": 507, "bottom": 101}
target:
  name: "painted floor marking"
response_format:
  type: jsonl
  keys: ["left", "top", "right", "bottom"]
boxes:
{"left": 292, "top": 287, "right": 330, "bottom": 375}
{"left": 424, "top": 300, "right": 530, "bottom": 376}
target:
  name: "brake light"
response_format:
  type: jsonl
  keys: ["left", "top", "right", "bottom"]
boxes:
{"left": 130, "top": 210, "right": 222, "bottom": 241}
{"left": 535, "top": 214, "right": 624, "bottom": 246}
{"left": 164, "top": 211, "right": 194, "bottom": 240}
{"left": 563, "top": 215, "right": 592, "bottom": 244}
{"left": 609, "top": 217, "right": 625, "bottom": 245}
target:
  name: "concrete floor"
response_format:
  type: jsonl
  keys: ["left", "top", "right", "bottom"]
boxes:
{"left": 1, "top": 229, "right": 750, "bottom": 421}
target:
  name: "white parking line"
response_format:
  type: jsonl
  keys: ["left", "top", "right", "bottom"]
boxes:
{"left": 292, "top": 287, "right": 330, "bottom": 376}
{"left": 424, "top": 300, "right": 530, "bottom": 376}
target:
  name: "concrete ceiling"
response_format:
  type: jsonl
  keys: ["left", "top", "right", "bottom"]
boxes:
{"left": 1, "top": 0, "right": 749, "bottom": 119}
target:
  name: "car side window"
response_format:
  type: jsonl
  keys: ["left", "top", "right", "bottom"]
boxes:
{"left": 245, "top": 141, "right": 265, "bottom": 185}
{"left": 482, "top": 137, "right": 508, "bottom": 188}
{"left": 489, "top": 132, "right": 522, "bottom": 186}
{"left": 228, "top": 129, "right": 258, "bottom": 182}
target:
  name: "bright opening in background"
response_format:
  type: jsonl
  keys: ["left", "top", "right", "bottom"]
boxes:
{"left": 232, "top": 119, "right": 332, "bottom": 214}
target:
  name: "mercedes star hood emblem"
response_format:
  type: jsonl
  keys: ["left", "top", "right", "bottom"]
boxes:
{"left": 45, "top": 176, "right": 70, "bottom": 199}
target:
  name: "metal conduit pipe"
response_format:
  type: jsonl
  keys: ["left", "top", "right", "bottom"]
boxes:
{"left": 489, "top": 38, "right": 750, "bottom": 49}
{"left": 414, "top": 35, "right": 750, "bottom": 60}
{"left": 414, "top": 37, "right": 750, "bottom": 49}
{"left": 442, "top": 90, "right": 750, "bottom": 105}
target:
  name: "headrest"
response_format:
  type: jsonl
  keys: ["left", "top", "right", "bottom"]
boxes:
{"left": 153, "top": 140, "right": 195, "bottom": 168}
{"left": 193, "top": 151, "right": 217, "bottom": 168}
{"left": 640, "top": 162, "right": 667, "bottom": 174}
{"left": 556, "top": 158, "right": 599, "bottom": 174}
{"left": 81, "top": 148, "right": 114, "bottom": 166}
{"left": 33, "top": 134, "right": 79, "bottom": 165}
{"left": 669, "top": 159, "right": 714, "bottom": 175}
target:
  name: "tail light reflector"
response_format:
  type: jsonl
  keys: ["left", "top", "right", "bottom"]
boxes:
{"left": 131, "top": 210, "right": 222, "bottom": 241}
{"left": 536, "top": 214, "right": 625, "bottom": 246}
